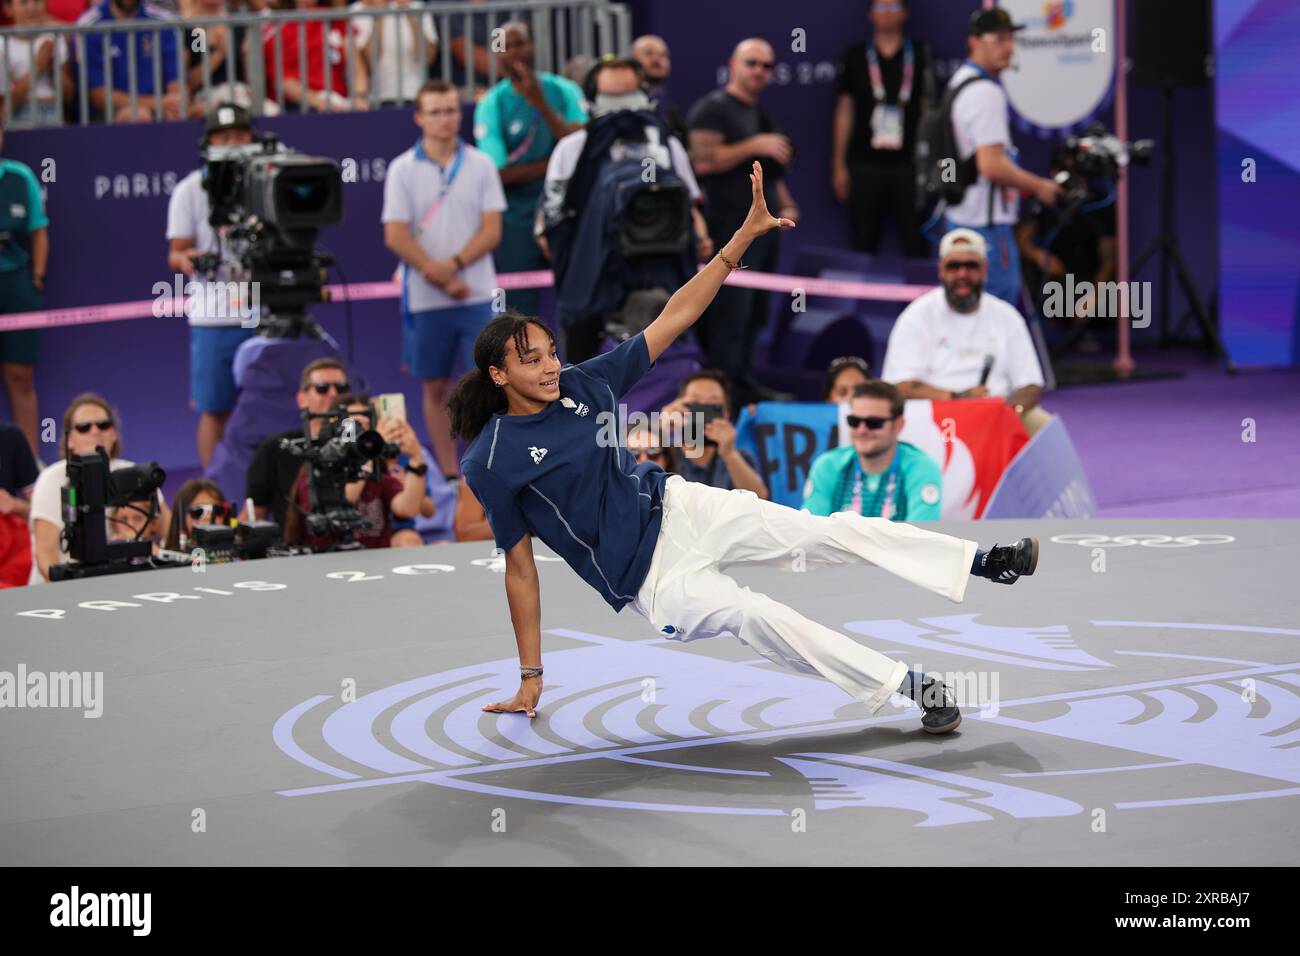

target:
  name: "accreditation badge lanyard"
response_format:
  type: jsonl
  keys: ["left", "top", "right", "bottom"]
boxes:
{"left": 850, "top": 451, "right": 902, "bottom": 520}
{"left": 867, "top": 37, "right": 912, "bottom": 151}
{"left": 400, "top": 140, "right": 464, "bottom": 321}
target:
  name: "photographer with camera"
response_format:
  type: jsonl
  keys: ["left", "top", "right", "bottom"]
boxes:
{"left": 658, "top": 370, "right": 768, "bottom": 497}
{"left": 27, "top": 393, "right": 170, "bottom": 584}
{"left": 938, "top": 8, "right": 1064, "bottom": 307}
{"left": 166, "top": 103, "right": 260, "bottom": 469}
{"left": 538, "top": 56, "right": 711, "bottom": 363}
{"left": 282, "top": 394, "right": 425, "bottom": 550}
{"left": 383, "top": 79, "right": 504, "bottom": 481}
{"left": 245, "top": 357, "right": 350, "bottom": 529}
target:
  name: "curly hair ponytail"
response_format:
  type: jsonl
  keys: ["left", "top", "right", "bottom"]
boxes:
{"left": 447, "top": 311, "right": 556, "bottom": 441}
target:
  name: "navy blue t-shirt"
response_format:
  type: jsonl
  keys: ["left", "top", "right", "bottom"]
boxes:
{"left": 461, "top": 333, "right": 670, "bottom": 612}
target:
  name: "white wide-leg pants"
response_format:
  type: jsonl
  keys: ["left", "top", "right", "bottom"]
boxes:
{"left": 630, "top": 475, "right": 978, "bottom": 714}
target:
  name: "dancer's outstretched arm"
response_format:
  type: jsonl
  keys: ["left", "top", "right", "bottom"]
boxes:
{"left": 482, "top": 533, "right": 544, "bottom": 717}
{"left": 643, "top": 161, "right": 794, "bottom": 364}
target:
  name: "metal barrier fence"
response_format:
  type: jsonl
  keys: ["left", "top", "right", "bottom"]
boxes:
{"left": 0, "top": 0, "right": 630, "bottom": 126}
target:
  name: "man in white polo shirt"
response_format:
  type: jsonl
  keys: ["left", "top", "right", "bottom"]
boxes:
{"left": 882, "top": 227, "right": 1049, "bottom": 434}
{"left": 383, "top": 78, "right": 505, "bottom": 480}
{"left": 944, "top": 7, "right": 1063, "bottom": 307}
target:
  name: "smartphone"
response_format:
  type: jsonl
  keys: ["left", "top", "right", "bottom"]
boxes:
{"left": 376, "top": 392, "right": 407, "bottom": 422}
{"left": 685, "top": 402, "right": 725, "bottom": 446}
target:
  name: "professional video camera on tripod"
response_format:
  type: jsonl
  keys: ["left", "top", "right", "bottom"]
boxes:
{"left": 49, "top": 452, "right": 173, "bottom": 581}
{"left": 542, "top": 59, "right": 697, "bottom": 363}
{"left": 195, "top": 127, "right": 345, "bottom": 339}
{"left": 279, "top": 402, "right": 399, "bottom": 552}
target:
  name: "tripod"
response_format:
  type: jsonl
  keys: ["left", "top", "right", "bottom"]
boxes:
{"left": 1130, "top": 84, "right": 1236, "bottom": 374}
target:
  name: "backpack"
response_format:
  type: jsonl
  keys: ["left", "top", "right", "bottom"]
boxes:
{"left": 914, "top": 74, "right": 990, "bottom": 212}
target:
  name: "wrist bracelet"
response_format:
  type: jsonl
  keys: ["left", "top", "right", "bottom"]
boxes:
{"left": 520, "top": 666, "right": 543, "bottom": 680}
{"left": 717, "top": 252, "right": 745, "bottom": 271}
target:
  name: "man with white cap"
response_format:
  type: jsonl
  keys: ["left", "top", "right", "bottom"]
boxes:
{"left": 881, "top": 227, "right": 1048, "bottom": 434}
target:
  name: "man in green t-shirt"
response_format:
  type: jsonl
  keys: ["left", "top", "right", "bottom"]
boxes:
{"left": 472, "top": 20, "right": 586, "bottom": 316}
{"left": 802, "top": 379, "right": 943, "bottom": 521}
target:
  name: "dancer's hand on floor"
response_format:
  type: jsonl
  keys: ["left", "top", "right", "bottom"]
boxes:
{"left": 483, "top": 679, "right": 542, "bottom": 718}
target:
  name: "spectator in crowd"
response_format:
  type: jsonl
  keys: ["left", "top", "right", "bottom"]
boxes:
{"left": 881, "top": 228, "right": 1048, "bottom": 433}
{"left": 166, "top": 103, "right": 259, "bottom": 468}
{"left": 1016, "top": 142, "right": 1117, "bottom": 348}
{"left": 802, "top": 379, "right": 942, "bottom": 521}
{"left": 384, "top": 78, "right": 503, "bottom": 479}
{"left": 537, "top": 56, "right": 710, "bottom": 362}
{"left": 163, "top": 477, "right": 230, "bottom": 551}
{"left": 626, "top": 421, "right": 677, "bottom": 473}
{"left": 561, "top": 53, "right": 591, "bottom": 88}
{"left": 387, "top": 446, "right": 437, "bottom": 547}
{"left": 630, "top": 33, "right": 687, "bottom": 145}
{"left": 78, "top": 0, "right": 183, "bottom": 123}
{"left": 0, "top": 0, "right": 73, "bottom": 127}
{"left": 687, "top": 37, "right": 798, "bottom": 407}
{"left": 28, "top": 393, "right": 170, "bottom": 583}
{"left": 823, "top": 355, "right": 872, "bottom": 403}
{"left": 282, "top": 393, "right": 426, "bottom": 549}
{"left": 472, "top": 20, "right": 585, "bottom": 315}
{"left": 832, "top": 0, "right": 933, "bottom": 256}
{"left": 245, "top": 357, "right": 350, "bottom": 528}
{"left": 659, "top": 370, "right": 768, "bottom": 497}
{"left": 107, "top": 497, "right": 163, "bottom": 547}
{"left": 943, "top": 7, "right": 1063, "bottom": 306}
{"left": 349, "top": 0, "right": 438, "bottom": 108}
{"left": 261, "top": 0, "right": 362, "bottom": 112}
{"left": 0, "top": 417, "right": 39, "bottom": 587}
{"left": 443, "top": 0, "right": 491, "bottom": 93}
{"left": 0, "top": 116, "right": 47, "bottom": 459}
{"left": 43, "top": 0, "right": 93, "bottom": 22}
{"left": 181, "top": 0, "right": 273, "bottom": 118}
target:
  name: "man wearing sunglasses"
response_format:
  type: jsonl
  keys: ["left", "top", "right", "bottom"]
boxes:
{"left": 245, "top": 357, "right": 352, "bottom": 529}
{"left": 686, "top": 38, "right": 799, "bottom": 407}
{"left": 882, "top": 228, "right": 1047, "bottom": 432}
{"left": 802, "top": 379, "right": 942, "bottom": 521}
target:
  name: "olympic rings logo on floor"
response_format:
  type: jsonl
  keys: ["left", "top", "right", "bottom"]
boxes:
{"left": 1049, "top": 533, "right": 1237, "bottom": 548}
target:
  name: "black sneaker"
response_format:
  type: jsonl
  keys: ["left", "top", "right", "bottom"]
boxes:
{"left": 983, "top": 537, "right": 1039, "bottom": 585}
{"left": 919, "top": 678, "right": 962, "bottom": 734}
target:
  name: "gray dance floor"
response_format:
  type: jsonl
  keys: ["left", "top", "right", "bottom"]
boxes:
{"left": 2, "top": 519, "right": 1297, "bottom": 866}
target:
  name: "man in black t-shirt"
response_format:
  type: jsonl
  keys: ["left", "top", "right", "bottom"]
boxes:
{"left": 686, "top": 38, "right": 799, "bottom": 407}
{"left": 832, "top": 0, "right": 934, "bottom": 256}
{"left": 245, "top": 358, "right": 351, "bottom": 530}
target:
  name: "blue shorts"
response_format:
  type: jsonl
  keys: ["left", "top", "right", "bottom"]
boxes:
{"left": 402, "top": 301, "right": 493, "bottom": 381}
{"left": 191, "top": 325, "right": 257, "bottom": 413}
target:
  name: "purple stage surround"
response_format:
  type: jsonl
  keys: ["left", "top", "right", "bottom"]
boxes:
{"left": 0, "top": 0, "right": 1224, "bottom": 492}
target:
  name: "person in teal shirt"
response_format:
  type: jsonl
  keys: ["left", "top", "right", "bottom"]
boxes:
{"left": 0, "top": 119, "right": 50, "bottom": 460}
{"left": 472, "top": 21, "right": 586, "bottom": 316}
{"left": 802, "top": 380, "right": 943, "bottom": 521}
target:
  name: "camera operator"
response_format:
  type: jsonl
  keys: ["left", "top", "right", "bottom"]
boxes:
{"left": 27, "top": 393, "right": 170, "bottom": 584}
{"left": 244, "top": 357, "right": 350, "bottom": 529}
{"left": 282, "top": 394, "right": 425, "bottom": 550}
{"left": 166, "top": 103, "right": 260, "bottom": 469}
{"left": 1016, "top": 142, "right": 1117, "bottom": 341}
{"left": 538, "top": 56, "right": 711, "bottom": 362}
{"left": 658, "top": 370, "right": 768, "bottom": 498}
{"left": 943, "top": 7, "right": 1064, "bottom": 307}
